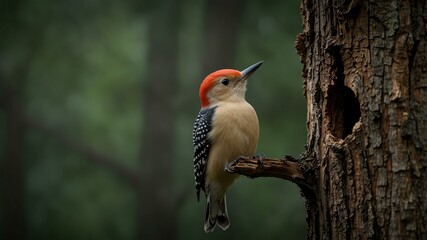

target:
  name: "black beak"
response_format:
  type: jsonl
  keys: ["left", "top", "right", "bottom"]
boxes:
{"left": 240, "top": 61, "right": 263, "bottom": 82}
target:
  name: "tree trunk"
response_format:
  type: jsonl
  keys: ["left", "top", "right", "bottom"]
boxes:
{"left": 296, "top": 0, "right": 427, "bottom": 239}
{"left": 201, "top": 0, "right": 245, "bottom": 73}
{"left": 137, "top": 0, "right": 180, "bottom": 239}
{"left": 0, "top": 70, "right": 28, "bottom": 240}
{"left": 0, "top": 3, "right": 33, "bottom": 239}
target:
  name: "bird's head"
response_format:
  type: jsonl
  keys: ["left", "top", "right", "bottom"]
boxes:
{"left": 199, "top": 61, "right": 263, "bottom": 108}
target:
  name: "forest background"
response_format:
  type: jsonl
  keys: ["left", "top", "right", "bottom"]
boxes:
{"left": 0, "top": 0, "right": 307, "bottom": 239}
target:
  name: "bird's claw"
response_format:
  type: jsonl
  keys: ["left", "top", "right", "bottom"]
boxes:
{"left": 255, "top": 152, "right": 265, "bottom": 166}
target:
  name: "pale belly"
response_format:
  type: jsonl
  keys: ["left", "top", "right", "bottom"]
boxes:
{"left": 205, "top": 101, "right": 259, "bottom": 195}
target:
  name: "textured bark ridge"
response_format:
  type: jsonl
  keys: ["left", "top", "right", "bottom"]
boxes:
{"left": 296, "top": 0, "right": 427, "bottom": 239}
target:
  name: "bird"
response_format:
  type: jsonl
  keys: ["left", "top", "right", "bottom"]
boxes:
{"left": 192, "top": 61, "right": 262, "bottom": 232}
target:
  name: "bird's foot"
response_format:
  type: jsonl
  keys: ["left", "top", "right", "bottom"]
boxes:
{"left": 255, "top": 152, "right": 265, "bottom": 166}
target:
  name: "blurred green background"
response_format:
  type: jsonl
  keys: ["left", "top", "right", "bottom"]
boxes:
{"left": 0, "top": 0, "right": 306, "bottom": 239}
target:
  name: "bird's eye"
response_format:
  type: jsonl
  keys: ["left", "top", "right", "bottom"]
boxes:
{"left": 221, "top": 78, "right": 230, "bottom": 86}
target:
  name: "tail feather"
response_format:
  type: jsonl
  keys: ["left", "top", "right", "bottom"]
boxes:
{"left": 216, "top": 195, "right": 230, "bottom": 230}
{"left": 204, "top": 193, "right": 230, "bottom": 233}
{"left": 204, "top": 194, "right": 216, "bottom": 233}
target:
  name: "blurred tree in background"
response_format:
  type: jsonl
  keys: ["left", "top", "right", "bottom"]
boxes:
{"left": 0, "top": 0, "right": 306, "bottom": 239}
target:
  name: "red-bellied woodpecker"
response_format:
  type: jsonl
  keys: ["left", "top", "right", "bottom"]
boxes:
{"left": 192, "top": 61, "right": 262, "bottom": 232}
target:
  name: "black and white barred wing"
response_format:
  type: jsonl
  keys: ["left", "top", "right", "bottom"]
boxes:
{"left": 192, "top": 107, "right": 216, "bottom": 202}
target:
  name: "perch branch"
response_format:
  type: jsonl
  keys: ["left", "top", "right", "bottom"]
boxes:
{"left": 226, "top": 155, "right": 313, "bottom": 189}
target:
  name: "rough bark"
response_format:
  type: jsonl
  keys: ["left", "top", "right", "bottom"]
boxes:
{"left": 229, "top": 0, "right": 427, "bottom": 239}
{"left": 226, "top": 156, "right": 313, "bottom": 190}
{"left": 296, "top": 0, "right": 427, "bottom": 239}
